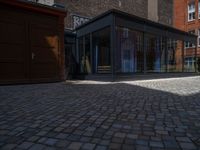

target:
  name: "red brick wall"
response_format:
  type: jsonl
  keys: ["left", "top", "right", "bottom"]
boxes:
{"left": 174, "top": 0, "right": 187, "bottom": 31}
{"left": 174, "top": 0, "right": 199, "bottom": 57}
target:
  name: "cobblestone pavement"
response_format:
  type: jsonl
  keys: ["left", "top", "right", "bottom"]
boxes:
{"left": 0, "top": 76, "right": 200, "bottom": 150}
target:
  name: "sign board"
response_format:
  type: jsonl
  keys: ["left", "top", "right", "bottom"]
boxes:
{"left": 26, "top": 0, "right": 54, "bottom": 6}
{"left": 72, "top": 14, "right": 90, "bottom": 29}
{"left": 38, "top": 0, "right": 54, "bottom": 6}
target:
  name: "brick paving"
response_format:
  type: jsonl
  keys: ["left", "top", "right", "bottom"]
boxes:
{"left": 0, "top": 76, "right": 200, "bottom": 150}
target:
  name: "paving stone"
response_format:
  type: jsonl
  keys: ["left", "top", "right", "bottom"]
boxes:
{"left": 100, "top": 140, "right": 110, "bottom": 146}
{"left": 36, "top": 131, "right": 48, "bottom": 136}
{"left": 179, "top": 142, "right": 197, "bottom": 150}
{"left": 163, "top": 140, "right": 179, "bottom": 148}
{"left": 109, "top": 143, "right": 121, "bottom": 149}
{"left": 176, "top": 137, "right": 192, "bottom": 142}
{"left": 80, "top": 137, "right": 91, "bottom": 142}
{"left": 56, "top": 133, "right": 69, "bottom": 139}
{"left": 95, "top": 145, "right": 107, "bottom": 150}
{"left": 122, "top": 144, "right": 135, "bottom": 150}
{"left": 18, "top": 142, "right": 33, "bottom": 149}
{"left": 45, "top": 138, "right": 58, "bottom": 146}
{"left": 1, "top": 144, "right": 17, "bottom": 150}
{"left": 149, "top": 141, "right": 164, "bottom": 148}
{"left": 68, "top": 142, "right": 82, "bottom": 150}
{"left": 27, "top": 136, "right": 40, "bottom": 142}
{"left": 156, "top": 130, "right": 168, "bottom": 135}
{"left": 124, "top": 138, "right": 135, "bottom": 145}
{"left": 38, "top": 137, "right": 47, "bottom": 143}
{"left": 55, "top": 140, "right": 70, "bottom": 147}
{"left": 29, "top": 144, "right": 46, "bottom": 150}
{"left": 82, "top": 143, "right": 96, "bottom": 150}
{"left": 114, "top": 132, "right": 126, "bottom": 138}
{"left": 136, "top": 145, "right": 150, "bottom": 150}
{"left": 127, "top": 134, "right": 138, "bottom": 139}
{"left": 54, "top": 127, "right": 64, "bottom": 132}
{"left": 1, "top": 77, "right": 200, "bottom": 150}
{"left": 42, "top": 146, "right": 57, "bottom": 150}
{"left": 112, "top": 137, "right": 124, "bottom": 143}
{"left": 135, "top": 140, "right": 149, "bottom": 146}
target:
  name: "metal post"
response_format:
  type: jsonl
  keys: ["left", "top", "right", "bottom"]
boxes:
{"left": 165, "top": 37, "right": 168, "bottom": 73}
{"left": 90, "top": 33, "right": 93, "bottom": 74}
{"left": 143, "top": 31, "right": 147, "bottom": 74}
{"left": 195, "top": 39, "right": 198, "bottom": 73}
{"left": 83, "top": 36, "right": 86, "bottom": 73}
{"left": 76, "top": 38, "right": 79, "bottom": 64}
{"left": 182, "top": 40, "right": 185, "bottom": 72}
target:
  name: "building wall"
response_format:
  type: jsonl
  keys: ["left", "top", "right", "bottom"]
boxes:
{"left": 26, "top": 0, "right": 54, "bottom": 6}
{"left": 158, "top": 0, "right": 173, "bottom": 25}
{"left": 148, "top": 0, "right": 158, "bottom": 22}
{"left": 174, "top": 0, "right": 200, "bottom": 56}
{"left": 174, "top": 0, "right": 186, "bottom": 31}
{"left": 55, "top": 0, "right": 173, "bottom": 29}
{"left": 174, "top": 0, "right": 200, "bottom": 36}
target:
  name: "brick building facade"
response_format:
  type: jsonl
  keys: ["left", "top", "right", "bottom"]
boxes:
{"left": 174, "top": 0, "right": 200, "bottom": 71}
{"left": 55, "top": 0, "right": 173, "bottom": 30}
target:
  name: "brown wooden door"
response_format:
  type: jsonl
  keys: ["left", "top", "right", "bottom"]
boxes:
{"left": 30, "top": 24, "right": 59, "bottom": 82}
{"left": 0, "top": 9, "right": 28, "bottom": 83}
{"left": 0, "top": 5, "right": 62, "bottom": 84}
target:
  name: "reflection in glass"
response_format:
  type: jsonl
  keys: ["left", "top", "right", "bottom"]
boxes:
{"left": 184, "top": 40, "right": 196, "bottom": 72}
{"left": 160, "top": 38, "right": 166, "bottom": 72}
{"left": 146, "top": 35, "right": 166, "bottom": 72}
{"left": 93, "top": 27, "right": 111, "bottom": 73}
{"left": 78, "top": 35, "right": 91, "bottom": 74}
{"left": 167, "top": 39, "right": 183, "bottom": 72}
{"left": 116, "top": 27, "right": 143, "bottom": 73}
{"left": 77, "top": 27, "right": 196, "bottom": 75}
{"left": 78, "top": 37, "right": 84, "bottom": 73}
{"left": 85, "top": 35, "right": 91, "bottom": 73}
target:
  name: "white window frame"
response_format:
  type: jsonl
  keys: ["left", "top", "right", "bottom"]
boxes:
{"left": 184, "top": 57, "right": 195, "bottom": 71}
{"left": 185, "top": 30, "right": 196, "bottom": 48}
{"left": 188, "top": 3, "right": 196, "bottom": 21}
{"left": 199, "top": 0, "right": 200, "bottom": 18}
{"left": 123, "top": 28, "right": 129, "bottom": 39}
{"left": 198, "top": 29, "right": 200, "bottom": 47}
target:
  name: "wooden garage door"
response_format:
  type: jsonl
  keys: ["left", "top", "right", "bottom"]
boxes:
{"left": 0, "top": 6, "right": 60, "bottom": 84}
{"left": 0, "top": 11, "right": 28, "bottom": 83}
{"left": 30, "top": 24, "right": 59, "bottom": 81}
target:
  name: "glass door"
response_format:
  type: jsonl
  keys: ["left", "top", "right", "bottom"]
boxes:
{"left": 93, "top": 27, "right": 111, "bottom": 73}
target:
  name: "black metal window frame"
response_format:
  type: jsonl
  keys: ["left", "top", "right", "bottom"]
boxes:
{"left": 75, "top": 9, "right": 197, "bottom": 78}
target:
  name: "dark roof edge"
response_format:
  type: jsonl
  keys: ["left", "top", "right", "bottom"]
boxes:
{"left": 75, "top": 9, "right": 113, "bottom": 30}
{"left": 75, "top": 9, "right": 197, "bottom": 39}
{"left": 0, "top": 0, "right": 66, "bottom": 17}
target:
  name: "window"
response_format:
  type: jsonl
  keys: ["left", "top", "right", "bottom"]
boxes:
{"left": 184, "top": 57, "right": 196, "bottom": 72}
{"left": 185, "top": 30, "right": 195, "bottom": 48}
{"left": 199, "top": 29, "right": 200, "bottom": 46}
{"left": 199, "top": 0, "right": 200, "bottom": 18}
{"left": 188, "top": 3, "right": 195, "bottom": 21}
{"left": 123, "top": 28, "right": 129, "bottom": 39}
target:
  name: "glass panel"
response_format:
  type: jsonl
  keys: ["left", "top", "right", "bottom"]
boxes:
{"left": 85, "top": 34, "right": 92, "bottom": 74}
{"left": 184, "top": 40, "right": 196, "bottom": 72}
{"left": 116, "top": 27, "right": 143, "bottom": 73}
{"left": 161, "top": 38, "right": 167, "bottom": 72}
{"left": 78, "top": 35, "right": 91, "bottom": 74}
{"left": 146, "top": 34, "right": 164, "bottom": 72}
{"left": 197, "top": 57, "right": 200, "bottom": 72}
{"left": 78, "top": 37, "right": 85, "bottom": 73}
{"left": 167, "top": 39, "right": 183, "bottom": 72}
{"left": 92, "top": 27, "right": 111, "bottom": 73}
